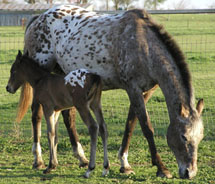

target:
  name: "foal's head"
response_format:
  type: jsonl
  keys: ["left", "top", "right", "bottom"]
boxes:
{"left": 6, "top": 50, "right": 28, "bottom": 94}
{"left": 167, "top": 99, "right": 204, "bottom": 179}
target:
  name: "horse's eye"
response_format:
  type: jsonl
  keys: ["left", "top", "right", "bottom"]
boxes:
{"left": 181, "top": 135, "right": 187, "bottom": 142}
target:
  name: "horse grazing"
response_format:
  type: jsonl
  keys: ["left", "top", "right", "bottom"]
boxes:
{"left": 6, "top": 51, "right": 109, "bottom": 178}
{"left": 17, "top": 5, "right": 204, "bottom": 179}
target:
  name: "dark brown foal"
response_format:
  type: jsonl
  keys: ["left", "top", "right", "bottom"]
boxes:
{"left": 6, "top": 51, "right": 109, "bottom": 177}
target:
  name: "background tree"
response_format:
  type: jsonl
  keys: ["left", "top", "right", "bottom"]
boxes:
{"left": 2, "top": 0, "right": 9, "bottom": 3}
{"left": 112, "top": 0, "right": 138, "bottom": 10}
{"left": 25, "top": 0, "right": 36, "bottom": 3}
{"left": 46, "top": 0, "right": 53, "bottom": 4}
{"left": 76, "top": 0, "right": 89, "bottom": 4}
{"left": 106, "top": 0, "right": 109, "bottom": 11}
{"left": 208, "top": 2, "right": 215, "bottom": 8}
{"left": 172, "top": 0, "right": 189, "bottom": 9}
{"left": 144, "top": 0, "right": 167, "bottom": 10}
{"left": 112, "top": 0, "right": 123, "bottom": 10}
{"left": 122, "top": 0, "right": 138, "bottom": 9}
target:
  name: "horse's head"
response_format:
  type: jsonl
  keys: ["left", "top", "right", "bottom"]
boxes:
{"left": 167, "top": 99, "right": 204, "bottom": 179}
{"left": 6, "top": 50, "right": 25, "bottom": 94}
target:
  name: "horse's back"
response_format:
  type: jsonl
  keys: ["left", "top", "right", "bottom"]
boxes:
{"left": 24, "top": 5, "right": 159, "bottom": 91}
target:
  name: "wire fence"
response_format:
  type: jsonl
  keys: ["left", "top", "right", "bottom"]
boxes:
{"left": 0, "top": 10, "right": 215, "bottom": 140}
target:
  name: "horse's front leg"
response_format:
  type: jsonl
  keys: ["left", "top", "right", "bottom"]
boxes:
{"left": 61, "top": 108, "right": 88, "bottom": 168}
{"left": 31, "top": 100, "right": 45, "bottom": 169}
{"left": 43, "top": 109, "right": 60, "bottom": 174}
{"left": 118, "top": 104, "right": 137, "bottom": 174}
{"left": 118, "top": 85, "right": 158, "bottom": 174}
{"left": 126, "top": 87, "right": 172, "bottom": 178}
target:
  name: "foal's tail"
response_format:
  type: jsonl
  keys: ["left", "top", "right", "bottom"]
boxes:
{"left": 87, "top": 74, "right": 102, "bottom": 102}
{"left": 16, "top": 82, "right": 33, "bottom": 123}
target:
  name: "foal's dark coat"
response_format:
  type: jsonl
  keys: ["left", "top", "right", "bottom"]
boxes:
{"left": 6, "top": 52, "right": 109, "bottom": 177}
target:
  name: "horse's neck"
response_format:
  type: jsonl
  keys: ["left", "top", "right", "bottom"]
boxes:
{"left": 157, "top": 66, "right": 194, "bottom": 120}
{"left": 22, "top": 63, "right": 48, "bottom": 88}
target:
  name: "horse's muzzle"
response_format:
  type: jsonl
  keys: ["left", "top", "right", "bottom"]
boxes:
{"left": 179, "top": 167, "right": 197, "bottom": 179}
{"left": 6, "top": 85, "right": 14, "bottom": 94}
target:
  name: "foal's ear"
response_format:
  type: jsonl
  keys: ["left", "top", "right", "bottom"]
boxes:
{"left": 196, "top": 99, "right": 204, "bottom": 116}
{"left": 17, "top": 50, "right": 23, "bottom": 59}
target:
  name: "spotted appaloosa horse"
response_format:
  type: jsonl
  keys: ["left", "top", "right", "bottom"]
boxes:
{"left": 7, "top": 51, "right": 109, "bottom": 177}
{"left": 18, "top": 5, "right": 204, "bottom": 179}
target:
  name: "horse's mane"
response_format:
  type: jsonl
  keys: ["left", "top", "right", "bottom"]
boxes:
{"left": 127, "top": 9, "right": 192, "bottom": 101}
{"left": 149, "top": 19, "right": 192, "bottom": 100}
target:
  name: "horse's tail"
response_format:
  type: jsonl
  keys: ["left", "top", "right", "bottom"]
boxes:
{"left": 24, "top": 15, "right": 39, "bottom": 54}
{"left": 16, "top": 82, "right": 33, "bottom": 123}
{"left": 25, "top": 15, "right": 39, "bottom": 34}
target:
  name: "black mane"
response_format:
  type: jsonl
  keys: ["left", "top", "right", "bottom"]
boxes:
{"left": 150, "top": 20, "right": 192, "bottom": 99}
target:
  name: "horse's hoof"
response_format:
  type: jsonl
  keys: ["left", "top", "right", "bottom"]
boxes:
{"left": 79, "top": 162, "right": 88, "bottom": 168}
{"left": 102, "top": 168, "right": 109, "bottom": 177}
{"left": 32, "top": 162, "right": 46, "bottom": 170}
{"left": 120, "top": 167, "right": 135, "bottom": 175}
{"left": 84, "top": 171, "right": 91, "bottom": 178}
{"left": 156, "top": 169, "right": 172, "bottom": 178}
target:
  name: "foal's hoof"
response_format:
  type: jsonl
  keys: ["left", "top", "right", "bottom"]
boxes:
{"left": 120, "top": 167, "right": 135, "bottom": 175}
{"left": 156, "top": 169, "right": 172, "bottom": 179}
{"left": 32, "top": 162, "right": 46, "bottom": 170}
{"left": 43, "top": 166, "right": 57, "bottom": 174}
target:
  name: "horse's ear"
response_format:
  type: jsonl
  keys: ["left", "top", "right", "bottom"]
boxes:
{"left": 196, "top": 99, "right": 204, "bottom": 116}
{"left": 180, "top": 104, "right": 189, "bottom": 118}
{"left": 17, "top": 50, "right": 22, "bottom": 59}
{"left": 25, "top": 50, "right": 29, "bottom": 56}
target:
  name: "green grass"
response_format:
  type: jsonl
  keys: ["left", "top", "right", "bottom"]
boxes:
{"left": 0, "top": 13, "right": 215, "bottom": 183}
{"left": 0, "top": 135, "right": 214, "bottom": 184}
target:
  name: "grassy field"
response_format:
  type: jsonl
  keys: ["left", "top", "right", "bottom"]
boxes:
{"left": 0, "top": 13, "right": 215, "bottom": 183}
{"left": 0, "top": 134, "right": 214, "bottom": 184}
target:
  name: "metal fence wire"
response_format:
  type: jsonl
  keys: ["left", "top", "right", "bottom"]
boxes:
{"left": 0, "top": 10, "right": 215, "bottom": 140}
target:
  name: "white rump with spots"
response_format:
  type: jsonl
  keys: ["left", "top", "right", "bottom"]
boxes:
{"left": 65, "top": 69, "right": 89, "bottom": 88}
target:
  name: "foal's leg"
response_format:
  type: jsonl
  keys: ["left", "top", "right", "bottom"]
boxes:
{"left": 126, "top": 87, "right": 172, "bottom": 178}
{"left": 77, "top": 105, "right": 99, "bottom": 178}
{"left": 61, "top": 108, "right": 88, "bottom": 168}
{"left": 118, "top": 85, "right": 158, "bottom": 174}
{"left": 43, "top": 109, "right": 61, "bottom": 174}
{"left": 90, "top": 93, "right": 109, "bottom": 176}
{"left": 31, "top": 100, "right": 45, "bottom": 169}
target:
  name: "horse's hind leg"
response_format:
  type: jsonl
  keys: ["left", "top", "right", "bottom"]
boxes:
{"left": 31, "top": 100, "right": 45, "bottom": 169}
{"left": 118, "top": 104, "right": 137, "bottom": 174}
{"left": 126, "top": 87, "right": 172, "bottom": 178}
{"left": 77, "top": 105, "right": 99, "bottom": 178}
{"left": 118, "top": 85, "right": 158, "bottom": 174}
{"left": 61, "top": 108, "right": 89, "bottom": 168}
